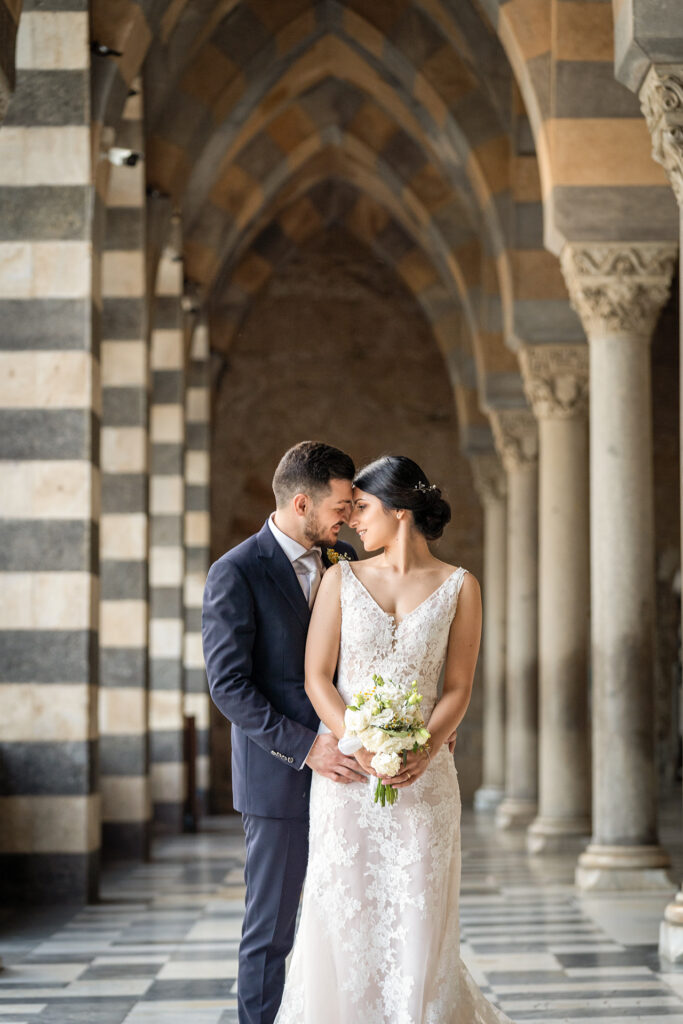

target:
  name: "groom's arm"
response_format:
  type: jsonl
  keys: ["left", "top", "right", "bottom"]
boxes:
{"left": 202, "top": 558, "right": 317, "bottom": 770}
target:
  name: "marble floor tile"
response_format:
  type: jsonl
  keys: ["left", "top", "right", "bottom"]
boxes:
{"left": 156, "top": 961, "right": 239, "bottom": 980}
{"left": 0, "top": 964, "right": 86, "bottom": 985}
{"left": 0, "top": 1007, "right": 46, "bottom": 1015}
{"left": 184, "top": 921, "right": 242, "bottom": 942}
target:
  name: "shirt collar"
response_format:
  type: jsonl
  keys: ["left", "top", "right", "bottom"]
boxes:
{"left": 268, "top": 513, "right": 320, "bottom": 564}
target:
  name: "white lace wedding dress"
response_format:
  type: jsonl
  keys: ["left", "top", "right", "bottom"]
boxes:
{"left": 275, "top": 559, "right": 512, "bottom": 1024}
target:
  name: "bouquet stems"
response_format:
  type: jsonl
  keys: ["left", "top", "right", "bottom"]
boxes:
{"left": 374, "top": 779, "right": 398, "bottom": 806}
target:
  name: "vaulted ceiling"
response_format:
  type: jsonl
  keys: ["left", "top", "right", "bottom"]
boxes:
{"left": 5, "top": 0, "right": 668, "bottom": 441}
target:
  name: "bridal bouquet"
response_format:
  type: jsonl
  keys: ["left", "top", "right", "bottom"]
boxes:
{"left": 338, "top": 673, "right": 430, "bottom": 807}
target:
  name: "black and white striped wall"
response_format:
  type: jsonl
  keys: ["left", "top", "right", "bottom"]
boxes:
{"left": 183, "top": 320, "right": 211, "bottom": 816}
{"left": 98, "top": 79, "right": 151, "bottom": 860}
{"left": 149, "top": 243, "right": 187, "bottom": 832}
{"left": 0, "top": 3, "right": 100, "bottom": 902}
{"left": 0, "top": 25, "right": 213, "bottom": 895}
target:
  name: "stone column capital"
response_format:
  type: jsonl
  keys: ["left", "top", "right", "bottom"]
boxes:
{"left": 489, "top": 409, "right": 538, "bottom": 473}
{"left": 470, "top": 452, "right": 507, "bottom": 505}
{"left": 640, "top": 64, "right": 683, "bottom": 208}
{"left": 560, "top": 242, "right": 677, "bottom": 340}
{"left": 519, "top": 344, "right": 589, "bottom": 420}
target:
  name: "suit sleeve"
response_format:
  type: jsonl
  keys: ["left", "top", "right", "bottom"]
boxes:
{"left": 202, "top": 558, "right": 317, "bottom": 770}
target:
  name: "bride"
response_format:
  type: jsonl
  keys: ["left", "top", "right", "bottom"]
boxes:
{"left": 275, "top": 455, "right": 512, "bottom": 1024}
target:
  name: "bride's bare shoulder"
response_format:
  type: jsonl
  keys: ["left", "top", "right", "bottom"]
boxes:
{"left": 435, "top": 559, "right": 480, "bottom": 589}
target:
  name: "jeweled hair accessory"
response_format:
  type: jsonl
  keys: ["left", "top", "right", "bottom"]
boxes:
{"left": 414, "top": 481, "right": 438, "bottom": 492}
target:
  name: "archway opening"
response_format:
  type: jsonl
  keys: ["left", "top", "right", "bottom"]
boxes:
{"left": 208, "top": 225, "right": 484, "bottom": 810}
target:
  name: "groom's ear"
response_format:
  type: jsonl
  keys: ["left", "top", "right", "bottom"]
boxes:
{"left": 292, "top": 493, "right": 309, "bottom": 517}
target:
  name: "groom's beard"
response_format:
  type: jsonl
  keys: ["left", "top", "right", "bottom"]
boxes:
{"left": 304, "top": 508, "right": 343, "bottom": 548}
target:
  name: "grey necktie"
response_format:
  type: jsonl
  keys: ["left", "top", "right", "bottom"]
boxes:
{"left": 296, "top": 548, "right": 323, "bottom": 607}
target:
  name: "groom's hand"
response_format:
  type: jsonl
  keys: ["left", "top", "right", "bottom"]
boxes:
{"left": 305, "top": 734, "right": 368, "bottom": 783}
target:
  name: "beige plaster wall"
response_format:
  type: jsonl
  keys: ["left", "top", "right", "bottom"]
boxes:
{"left": 209, "top": 227, "right": 484, "bottom": 809}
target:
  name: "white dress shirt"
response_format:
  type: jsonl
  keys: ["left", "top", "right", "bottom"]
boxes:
{"left": 268, "top": 514, "right": 323, "bottom": 608}
{"left": 267, "top": 514, "right": 324, "bottom": 768}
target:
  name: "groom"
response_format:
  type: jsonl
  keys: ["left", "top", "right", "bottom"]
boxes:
{"left": 202, "top": 441, "right": 364, "bottom": 1024}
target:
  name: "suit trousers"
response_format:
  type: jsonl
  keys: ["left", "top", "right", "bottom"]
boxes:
{"left": 238, "top": 813, "right": 309, "bottom": 1024}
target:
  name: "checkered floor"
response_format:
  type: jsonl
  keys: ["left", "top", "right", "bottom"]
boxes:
{"left": 1, "top": 810, "right": 683, "bottom": 1023}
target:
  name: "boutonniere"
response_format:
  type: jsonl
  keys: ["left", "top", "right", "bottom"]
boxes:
{"left": 326, "top": 548, "right": 351, "bottom": 565}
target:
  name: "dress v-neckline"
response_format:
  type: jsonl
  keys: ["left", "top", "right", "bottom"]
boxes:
{"left": 345, "top": 561, "right": 462, "bottom": 629}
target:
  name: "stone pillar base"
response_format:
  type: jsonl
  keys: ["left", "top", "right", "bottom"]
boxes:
{"left": 659, "top": 890, "right": 683, "bottom": 962}
{"left": 575, "top": 843, "right": 673, "bottom": 892}
{"left": 474, "top": 785, "right": 504, "bottom": 812}
{"left": 661, "top": 922, "right": 683, "bottom": 962}
{"left": 527, "top": 815, "right": 591, "bottom": 854}
{"left": 495, "top": 797, "right": 537, "bottom": 830}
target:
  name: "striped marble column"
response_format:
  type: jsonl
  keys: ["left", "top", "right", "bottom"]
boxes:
{"left": 98, "top": 81, "right": 151, "bottom": 860}
{"left": 183, "top": 319, "right": 211, "bottom": 818}
{"left": 149, "top": 249, "right": 187, "bottom": 831}
{"left": 0, "top": 5, "right": 100, "bottom": 901}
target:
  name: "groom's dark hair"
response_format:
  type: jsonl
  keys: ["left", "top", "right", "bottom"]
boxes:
{"left": 273, "top": 441, "right": 355, "bottom": 507}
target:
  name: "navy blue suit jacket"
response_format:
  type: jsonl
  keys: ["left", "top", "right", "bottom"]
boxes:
{"left": 202, "top": 519, "right": 357, "bottom": 819}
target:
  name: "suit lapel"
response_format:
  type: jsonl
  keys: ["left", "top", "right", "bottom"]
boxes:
{"left": 256, "top": 521, "right": 311, "bottom": 630}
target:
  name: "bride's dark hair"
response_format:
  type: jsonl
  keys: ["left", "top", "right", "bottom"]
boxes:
{"left": 353, "top": 455, "right": 451, "bottom": 541}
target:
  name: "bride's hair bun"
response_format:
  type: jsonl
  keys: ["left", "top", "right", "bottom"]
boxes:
{"left": 353, "top": 456, "right": 451, "bottom": 541}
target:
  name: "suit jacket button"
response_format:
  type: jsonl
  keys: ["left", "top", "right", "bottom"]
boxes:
{"left": 288, "top": 757, "right": 294, "bottom": 763}
{"left": 270, "top": 750, "right": 276, "bottom": 755}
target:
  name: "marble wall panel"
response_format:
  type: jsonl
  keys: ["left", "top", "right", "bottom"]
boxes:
{"left": 183, "top": 322, "right": 210, "bottom": 816}
{"left": 98, "top": 81, "right": 151, "bottom": 862}
{"left": 149, "top": 251, "right": 186, "bottom": 832}
{"left": 0, "top": 3, "right": 99, "bottom": 904}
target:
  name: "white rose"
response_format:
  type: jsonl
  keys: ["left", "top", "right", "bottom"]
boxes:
{"left": 372, "top": 708, "right": 394, "bottom": 727}
{"left": 360, "top": 726, "right": 387, "bottom": 751}
{"left": 376, "top": 734, "right": 406, "bottom": 755}
{"left": 383, "top": 683, "right": 402, "bottom": 703}
{"left": 371, "top": 751, "right": 401, "bottom": 777}
{"left": 345, "top": 705, "right": 372, "bottom": 733}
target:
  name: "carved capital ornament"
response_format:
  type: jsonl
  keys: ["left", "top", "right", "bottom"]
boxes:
{"left": 469, "top": 452, "right": 507, "bottom": 505}
{"left": 560, "top": 243, "right": 677, "bottom": 339}
{"left": 519, "top": 344, "right": 589, "bottom": 420}
{"left": 489, "top": 409, "right": 538, "bottom": 473}
{"left": 640, "top": 64, "right": 683, "bottom": 208}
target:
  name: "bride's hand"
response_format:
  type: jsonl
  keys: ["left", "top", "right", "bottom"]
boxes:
{"left": 354, "top": 747, "right": 378, "bottom": 776}
{"left": 385, "top": 749, "right": 430, "bottom": 788}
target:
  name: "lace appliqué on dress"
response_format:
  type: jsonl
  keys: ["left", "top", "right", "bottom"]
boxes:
{"left": 275, "top": 561, "right": 512, "bottom": 1024}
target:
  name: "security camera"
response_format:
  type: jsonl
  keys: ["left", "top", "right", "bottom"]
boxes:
{"left": 91, "top": 41, "right": 123, "bottom": 57}
{"left": 108, "top": 147, "right": 141, "bottom": 167}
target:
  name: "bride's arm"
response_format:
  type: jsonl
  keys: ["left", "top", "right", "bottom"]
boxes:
{"left": 426, "top": 572, "right": 482, "bottom": 751}
{"left": 304, "top": 564, "right": 348, "bottom": 739}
